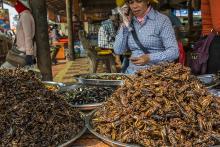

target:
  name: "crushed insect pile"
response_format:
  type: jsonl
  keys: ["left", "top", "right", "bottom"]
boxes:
{"left": 62, "top": 86, "right": 114, "bottom": 105}
{"left": 0, "top": 69, "right": 84, "bottom": 147}
{"left": 91, "top": 62, "right": 220, "bottom": 146}
{"left": 82, "top": 74, "right": 127, "bottom": 80}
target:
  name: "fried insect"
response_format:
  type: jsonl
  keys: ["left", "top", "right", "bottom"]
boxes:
{"left": 92, "top": 62, "right": 220, "bottom": 146}
{"left": 0, "top": 68, "right": 84, "bottom": 147}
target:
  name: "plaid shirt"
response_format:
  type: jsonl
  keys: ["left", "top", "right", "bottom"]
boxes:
{"left": 114, "top": 8, "right": 179, "bottom": 74}
{"left": 98, "top": 19, "right": 116, "bottom": 49}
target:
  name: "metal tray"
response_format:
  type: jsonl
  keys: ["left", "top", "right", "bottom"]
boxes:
{"left": 208, "top": 89, "right": 220, "bottom": 97}
{"left": 197, "top": 74, "right": 217, "bottom": 85}
{"left": 42, "top": 81, "right": 66, "bottom": 87}
{"left": 42, "top": 81, "right": 66, "bottom": 91}
{"left": 59, "top": 113, "right": 87, "bottom": 147}
{"left": 86, "top": 111, "right": 220, "bottom": 147}
{"left": 75, "top": 73, "right": 128, "bottom": 86}
{"left": 69, "top": 103, "right": 103, "bottom": 111}
{"left": 59, "top": 84, "right": 113, "bottom": 111}
{"left": 86, "top": 110, "right": 140, "bottom": 147}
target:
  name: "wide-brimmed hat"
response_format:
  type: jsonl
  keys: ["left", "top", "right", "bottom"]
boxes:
{"left": 18, "top": 0, "right": 31, "bottom": 9}
{"left": 116, "top": 0, "right": 126, "bottom": 7}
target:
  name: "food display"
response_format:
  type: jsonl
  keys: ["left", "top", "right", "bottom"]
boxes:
{"left": 82, "top": 74, "right": 128, "bottom": 80}
{"left": 209, "top": 89, "right": 220, "bottom": 97}
{"left": 43, "top": 81, "right": 66, "bottom": 92}
{"left": 90, "top": 63, "right": 220, "bottom": 146}
{"left": 61, "top": 86, "right": 114, "bottom": 105}
{"left": 76, "top": 73, "right": 128, "bottom": 86}
{"left": 0, "top": 69, "right": 84, "bottom": 146}
{"left": 44, "top": 84, "right": 59, "bottom": 91}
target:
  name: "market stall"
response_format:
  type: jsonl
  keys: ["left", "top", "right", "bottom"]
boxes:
{"left": 2, "top": 0, "right": 220, "bottom": 146}
{"left": 1, "top": 62, "right": 220, "bottom": 146}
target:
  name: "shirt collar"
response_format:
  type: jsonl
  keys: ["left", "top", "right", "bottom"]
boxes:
{"left": 133, "top": 7, "right": 156, "bottom": 24}
{"left": 137, "top": 6, "right": 151, "bottom": 23}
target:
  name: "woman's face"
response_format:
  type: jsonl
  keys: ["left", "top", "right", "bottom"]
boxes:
{"left": 128, "top": 0, "right": 148, "bottom": 17}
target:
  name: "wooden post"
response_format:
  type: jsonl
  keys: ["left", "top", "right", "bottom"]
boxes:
{"left": 0, "top": 0, "right": 3, "bottom": 9}
{"left": 30, "top": 0, "right": 53, "bottom": 81}
{"left": 188, "top": 0, "right": 194, "bottom": 33}
{"left": 73, "top": 0, "right": 80, "bottom": 16}
{"left": 66, "top": 0, "right": 75, "bottom": 60}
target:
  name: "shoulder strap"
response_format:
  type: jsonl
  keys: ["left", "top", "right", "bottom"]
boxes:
{"left": 130, "top": 21, "right": 150, "bottom": 54}
{"left": 203, "top": 33, "right": 215, "bottom": 54}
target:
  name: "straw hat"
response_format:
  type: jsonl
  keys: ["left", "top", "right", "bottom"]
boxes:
{"left": 116, "top": 0, "right": 126, "bottom": 7}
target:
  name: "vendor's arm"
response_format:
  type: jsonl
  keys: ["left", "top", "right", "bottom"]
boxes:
{"left": 149, "top": 17, "right": 179, "bottom": 63}
{"left": 21, "top": 13, "right": 34, "bottom": 55}
{"left": 113, "top": 26, "right": 129, "bottom": 55}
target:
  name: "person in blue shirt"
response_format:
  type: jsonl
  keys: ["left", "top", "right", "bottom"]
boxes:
{"left": 114, "top": 0, "right": 179, "bottom": 74}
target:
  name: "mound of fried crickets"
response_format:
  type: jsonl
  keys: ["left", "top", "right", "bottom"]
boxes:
{"left": 92, "top": 62, "right": 220, "bottom": 146}
{"left": 0, "top": 69, "right": 84, "bottom": 146}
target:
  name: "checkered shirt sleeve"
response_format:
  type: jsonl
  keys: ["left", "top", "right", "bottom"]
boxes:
{"left": 98, "top": 26, "right": 109, "bottom": 48}
{"left": 98, "top": 21, "right": 115, "bottom": 49}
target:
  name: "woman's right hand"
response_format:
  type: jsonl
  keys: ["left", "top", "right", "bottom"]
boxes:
{"left": 118, "top": 4, "right": 132, "bottom": 28}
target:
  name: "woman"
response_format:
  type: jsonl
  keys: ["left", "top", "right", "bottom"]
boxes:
{"left": 1, "top": 0, "right": 35, "bottom": 68}
{"left": 201, "top": 0, "right": 220, "bottom": 74}
{"left": 114, "top": 0, "right": 179, "bottom": 74}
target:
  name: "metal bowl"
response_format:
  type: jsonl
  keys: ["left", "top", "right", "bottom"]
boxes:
{"left": 59, "top": 84, "right": 114, "bottom": 111}
{"left": 42, "top": 81, "right": 66, "bottom": 91}
{"left": 69, "top": 103, "right": 103, "bottom": 111}
{"left": 197, "top": 74, "right": 217, "bottom": 85}
{"left": 75, "top": 73, "right": 129, "bottom": 86}
{"left": 43, "top": 81, "right": 66, "bottom": 87}
{"left": 59, "top": 113, "right": 87, "bottom": 147}
{"left": 86, "top": 110, "right": 140, "bottom": 147}
{"left": 208, "top": 89, "right": 220, "bottom": 97}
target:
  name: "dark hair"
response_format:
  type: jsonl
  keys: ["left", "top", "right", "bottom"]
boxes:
{"left": 73, "top": 15, "right": 79, "bottom": 18}
{"left": 106, "top": 12, "right": 113, "bottom": 18}
{"left": 52, "top": 24, "right": 58, "bottom": 29}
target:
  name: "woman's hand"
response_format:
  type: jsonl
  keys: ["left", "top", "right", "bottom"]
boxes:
{"left": 119, "top": 4, "right": 132, "bottom": 28}
{"left": 130, "top": 54, "right": 150, "bottom": 66}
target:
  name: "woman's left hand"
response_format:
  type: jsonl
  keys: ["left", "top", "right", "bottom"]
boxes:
{"left": 130, "top": 54, "right": 150, "bottom": 66}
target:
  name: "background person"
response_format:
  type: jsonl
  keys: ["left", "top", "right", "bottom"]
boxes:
{"left": 1, "top": 0, "right": 35, "bottom": 68}
{"left": 98, "top": 11, "right": 121, "bottom": 72}
{"left": 72, "top": 15, "right": 83, "bottom": 58}
{"left": 201, "top": 0, "right": 220, "bottom": 74}
{"left": 98, "top": 12, "right": 119, "bottom": 49}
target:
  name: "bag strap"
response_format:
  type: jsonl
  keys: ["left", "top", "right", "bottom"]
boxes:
{"left": 130, "top": 21, "right": 150, "bottom": 54}
{"left": 203, "top": 33, "right": 215, "bottom": 54}
{"left": 11, "top": 32, "right": 25, "bottom": 54}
